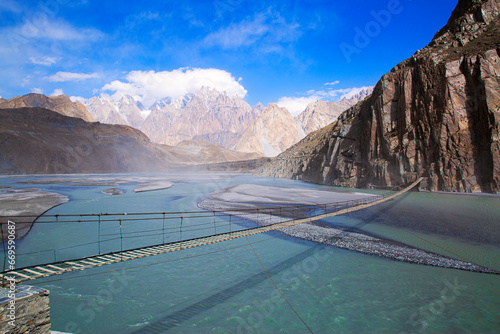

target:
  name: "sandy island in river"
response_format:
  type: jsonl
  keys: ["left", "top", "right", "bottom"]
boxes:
{"left": 15, "top": 173, "right": 230, "bottom": 193}
{"left": 133, "top": 181, "right": 174, "bottom": 193}
{"left": 102, "top": 188, "right": 125, "bottom": 195}
{"left": 0, "top": 188, "right": 68, "bottom": 241}
{"left": 199, "top": 184, "right": 497, "bottom": 274}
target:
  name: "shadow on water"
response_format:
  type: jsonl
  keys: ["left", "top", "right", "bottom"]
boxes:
{"left": 132, "top": 246, "right": 317, "bottom": 333}
{"left": 317, "top": 191, "right": 411, "bottom": 235}
{"left": 345, "top": 191, "right": 411, "bottom": 231}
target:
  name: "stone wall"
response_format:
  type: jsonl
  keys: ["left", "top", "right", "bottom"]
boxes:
{"left": 0, "top": 284, "right": 50, "bottom": 334}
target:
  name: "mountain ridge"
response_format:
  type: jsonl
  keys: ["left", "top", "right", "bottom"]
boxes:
{"left": 296, "top": 88, "right": 373, "bottom": 135}
{"left": 0, "top": 107, "right": 265, "bottom": 174}
{"left": 233, "top": 103, "right": 305, "bottom": 157}
{"left": 86, "top": 86, "right": 370, "bottom": 156}
{"left": 0, "top": 93, "right": 96, "bottom": 123}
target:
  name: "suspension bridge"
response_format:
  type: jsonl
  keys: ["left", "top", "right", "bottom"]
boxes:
{"left": 0, "top": 178, "right": 424, "bottom": 284}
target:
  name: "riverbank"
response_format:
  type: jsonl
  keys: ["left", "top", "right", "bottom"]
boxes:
{"left": 0, "top": 189, "right": 68, "bottom": 241}
{"left": 199, "top": 184, "right": 498, "bottom": 274}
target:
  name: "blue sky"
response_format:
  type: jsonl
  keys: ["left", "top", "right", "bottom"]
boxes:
{"left": 0, "top": 0, "right": 458, "bottom": 115}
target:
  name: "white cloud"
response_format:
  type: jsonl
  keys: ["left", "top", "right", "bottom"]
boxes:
{"left": 16, "top": 18, "right": 103, "bottom": 41}
{"left": 277, "top": 86, "right": 374, "bottom": 117}
{"left": 21, "top": 75, "right": 32, "bottom": 87}
{"left": 46, "top": 71, "right": 100, "bottom": 82}
{"left": 70, "top": 96, "right": 87, "bottom": 104}
{"left": 101, "top": 68, "right": 247, "bottom": 108}
{"left": 50, "top": 88, "right": 64, "bottom": 96}
{"left": 30, "top": 56, "right": 57, "bottom": 66}
{"left": 204, "top": 11, "right": 301, "bottom": 52}
{"left": 276, "top": 96, "right": 318, "bottom": 117}
{"left": 324, "top": 81, "right": 340, "bottom": 86}
{"left": 32, "top": 88, "right": 43, "bottom": 94}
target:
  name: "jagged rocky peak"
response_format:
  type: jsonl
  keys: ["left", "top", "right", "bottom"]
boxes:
{"left": 297, "top": 87, "right": 374, "bottom": 135}
{"left": 0, "top": 93, "right": 95, "bottom": 123}
{"left": 252, "top": 102, "right": 265, "bottom": 114}
{"left": 119, "top": 95, "right": 145, "bottom": 110}
{"left": 139, "top": 86, "right": 257, "bottom": 148}
{"left": 409, "top": 0, "right": 500, "bottom": 64}
{"left": 86, "top": 95, "right": 128, "bottom": 125}
{"left": 117, "top": 95, "right": 148, "bottom": 128}
{"left": 233, "top": 103, "right": 305, "bottom": 157}
{"left": 149, "top": 94, "right": 192, "bottom": 113}
{"left": 261, "top": 0, "right": 500, "bottom": 193}
{"left": 343, "top": 88, "right": 373, "bottom": 102}
{"left": 434, "top": 0, "right": 499, "bottom": 43}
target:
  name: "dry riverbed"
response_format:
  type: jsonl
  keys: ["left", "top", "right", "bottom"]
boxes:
{"left": 0, "top": 188, "right": 69, "bottom": 241}
{"left": 199, "top": 184, "right": 497, "bottom": 274}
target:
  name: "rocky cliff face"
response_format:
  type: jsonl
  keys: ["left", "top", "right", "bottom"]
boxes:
{"left": 233, "top": 103, "right": 305, "bottom": 157}
{"left": 296, "top": 88, "right": 373, "bottom": 135}
{"left": 261, "top": 0, "right": 500, "bottom": 193}
{"left": 0, "top": 107, "right": 166, "bottom": 174}
{"left": 146, "top": 87, "right": 258, "bottom": 147}
{"left": 88, "top": 87, "right": 260, "bottom": 151}
{"left": 0, "top": 93, "right": 96, "bottom": 123}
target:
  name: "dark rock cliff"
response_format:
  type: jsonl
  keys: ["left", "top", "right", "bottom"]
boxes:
{"left": 261, "top": 0, "right": 500, "bottom": 193}
{"left": 0, "top": 107, "right": 169, "bottom": 174}
{"left": 0, "top": 107, "right": 265, "bottom": 174}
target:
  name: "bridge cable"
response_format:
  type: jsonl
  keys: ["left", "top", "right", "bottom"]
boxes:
{"left": 28, "top": 236, "right": 278, "bottom": 285}
{"left": 246, "top": 236, "right": 314, "bottom": 334}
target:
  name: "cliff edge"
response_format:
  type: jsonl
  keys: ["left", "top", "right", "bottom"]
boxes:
{"left": 261, "top": 0, "right": 500, "bottom": 193}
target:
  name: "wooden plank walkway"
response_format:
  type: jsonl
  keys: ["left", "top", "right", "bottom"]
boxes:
{"left": 0, "top": 178, "right": 423, "bottom": 283}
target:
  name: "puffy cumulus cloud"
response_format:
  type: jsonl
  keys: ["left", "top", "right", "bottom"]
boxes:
{"left": 101, "top": 68, "right": 247, "bottom": 108}
{"left": 50, "top": 88, "right": 64, "bottom": 96}
{"left": 70, "top": 96, "right": 87, "bottom": 104}
{"left": 46, "top": 71, "right": 100, "bottom": 82}
{"left": 276, "top": 96, "right": 318, "bottom": 117}
{"left": 277, "top": 85, "right": 374, "bottom": 117}
{"left": 32, "top": 88, "right": 43, "bottom": 94}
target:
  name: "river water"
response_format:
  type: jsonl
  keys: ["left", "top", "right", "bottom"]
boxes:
{"left": 0, "top": 173, "right": 499, "bottom": 334}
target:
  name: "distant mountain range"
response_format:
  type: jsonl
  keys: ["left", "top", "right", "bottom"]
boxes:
{"left": 0, "top": 85, "right": 369, "bottom": 174}
{"left": 0, "top": 106, "right": 261, "bottom": 174}
{"left": 85, "top": 86, "right": 373, "bottom": 157}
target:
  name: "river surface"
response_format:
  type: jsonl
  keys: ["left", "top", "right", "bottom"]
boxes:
{"left": 0, "top": 173, "right": 499, "bottom": 334}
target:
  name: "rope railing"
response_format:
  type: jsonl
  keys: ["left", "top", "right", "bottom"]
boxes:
{"left": 0, "top": 191, "right": 391, "bottom": 272}
{"left": 0, "top": 181, "right": 419, "bottom": 280}
{"left": 0, "top": 179, "right": 425, "bottom": 284}
{"left": 0, "top": 192, "right": 390, "bottom": 224}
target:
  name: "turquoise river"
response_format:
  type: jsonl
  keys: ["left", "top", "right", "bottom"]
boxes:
{"left": 0, "top": 173, "right": 499, "bottom": 333}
